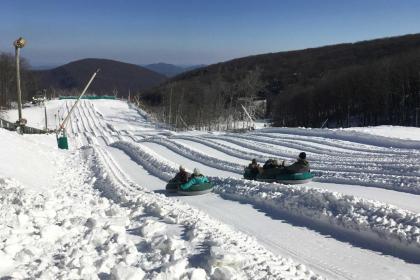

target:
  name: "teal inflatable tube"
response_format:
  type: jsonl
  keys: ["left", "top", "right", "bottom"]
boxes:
{"left": 178, "top": 182, "right": 213, "bottom": 196}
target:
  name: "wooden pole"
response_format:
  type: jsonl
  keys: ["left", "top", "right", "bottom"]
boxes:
{"left": 15, "top": 47, "right": 23, "bottom": 121}
{"left": 44, "top": 103, "right": 48, "bottom": 131}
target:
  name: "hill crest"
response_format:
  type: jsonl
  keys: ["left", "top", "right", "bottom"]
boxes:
{"left": 35, "top": 58, "right": 167, "bottom": 96}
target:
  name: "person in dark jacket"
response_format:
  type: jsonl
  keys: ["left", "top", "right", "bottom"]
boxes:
{"left": 181, "top": 168, "right": 209, "bottom": 190}
{"left": 285, "top": 152, "right": 310, "bottom": 173}
{"left": 248, "top": 159, "right": 260, "bottom": 179}
{"left": 174, "top": 165, "right": 189, "bottom": 183}
{"left": 263, "top": 159, "right": 280, "bottom": 169}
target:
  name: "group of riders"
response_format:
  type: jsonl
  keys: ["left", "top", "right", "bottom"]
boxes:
{"left": 247, "top": 152, "right": 310, "bottom": 179}
{"left": 172, "top": 151, "right": 309, "bottom": 190}
{"left": 173, "top": 166, "right": 210, "bottom": 190}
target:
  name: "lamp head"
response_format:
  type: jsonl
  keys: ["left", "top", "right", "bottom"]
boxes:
{"left": 14, "top": 37, "right": 26, "bottom": 48}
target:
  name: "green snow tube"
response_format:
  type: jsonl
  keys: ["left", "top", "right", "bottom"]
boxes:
{"left": 244, "top": 167, "right": 259, "bottom": 180}
{"left": 178, "top": 182, "right": 213, "bottom": 196}
{"left": 165, "top": 180, "right": 179, "bottom": 193}
{"left": 274, "top": 172, "right": 313, "bottom": 184}
{"left": 244, "top": 167, "right": 313, "bottom": 184}
{"left": 59, "top": 95, "right": 116, "bottom": 100}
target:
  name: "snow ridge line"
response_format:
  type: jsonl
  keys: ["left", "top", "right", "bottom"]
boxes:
{"left": 112, "top": 140, "right": 420, "bottom": 260}
{"left": 222, "top": 133, "right": 415, "bottom": 159}
{"left": 207, "top": 134, "right": 417, "bottom": 166}
{"left": 143, "top": 137, "right": 243, "bottom": 174}
{"left": 259, "top": 127, "right": 420, "bottom": 150}
{"left": 173, "top": 135, "right": 267, "bottom": 161}
{"left": 248, "top": 132, "right": 409, "bottom": 155}
{"left": 83, "top": 101, "right": 115, "bottom": 145}
{"left": 88, "top": 145, "right": 321, "bottom": 279}
{"left": 219, "top": 134, "right": 378, "bottom": 157}
{"left": 172, "top": 136, "right": 414, "bottom": 175}
{"left": 151, "top": 136, "right": 420, "bottom": 194}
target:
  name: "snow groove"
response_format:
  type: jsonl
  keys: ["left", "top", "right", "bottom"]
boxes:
{"left": 258, "top": 127, "right": 420, "bottom": 150}
{"left": 143, "top": 137, "right": 243, "bottom": 174}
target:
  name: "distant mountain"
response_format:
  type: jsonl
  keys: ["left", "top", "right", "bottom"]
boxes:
{"left": 35, "top": 58, "right": 167, "bottom": 96}
{"left": 30, "top": 64, "right": 59, "bottom": 70}
{"left": 144, "top": 63, "right": 205, "bottom": 77}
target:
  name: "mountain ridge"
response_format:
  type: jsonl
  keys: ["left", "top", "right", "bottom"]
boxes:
{"left": 143, "top": 63, "right": 206, "bottom": 77}
{"left": 34, "top": 58, "right": 167, "bottom": 96}
{"left": 141, "top": 33, "right": 420, "bottom": 128}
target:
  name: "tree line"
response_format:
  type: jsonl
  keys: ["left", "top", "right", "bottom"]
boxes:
{"left": 273, "top": 50, "right": 420, "bottom": 127}
{"left": 142, "top": 34, "right": 420, "bottom": 129}
{"left": 141, "top": 68, "right": 265, "bottom": 130}
{"left": 0, "top": 52, "right": 37, "bottom": 109}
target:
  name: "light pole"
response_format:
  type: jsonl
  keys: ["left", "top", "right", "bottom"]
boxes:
{"left": 14, "top": 37, "right": 26, "bottom": 126}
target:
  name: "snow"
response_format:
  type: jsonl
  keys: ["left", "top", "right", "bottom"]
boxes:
{"left": 344, "top": 125, "right": 420, "bottom": 141}
{"left": 1, "top": 99, "right": 420, "bottom": 279}
{"left": 110, "top": 139, "right": 420, "bottom": 260}
{"left": 0, "top": 129, "right": 61, "bottom": 190}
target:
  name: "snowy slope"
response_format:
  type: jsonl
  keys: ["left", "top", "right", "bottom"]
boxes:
{"left": 344, "top": 125, "right": 420, "bottom": 141}
{"left": 0, "top": 101, "right": 322, "bottom": 279}
{"left": 89, "top": 100, "right": 420, "bottom": 279}
{"left": 2, "top": 99, "right": 420, "bottom": 280}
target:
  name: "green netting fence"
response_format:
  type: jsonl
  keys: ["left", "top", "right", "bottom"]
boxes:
{"left": 58, "top": 95, "right": 116, "bottom": 100}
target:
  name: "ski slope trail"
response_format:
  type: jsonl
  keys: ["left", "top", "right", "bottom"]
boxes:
{"left": 156, "top": 137, "right": 420, "bottom": 212}
{"left": 107, "top": 142, "right": 420, "bottom": 280}
{"left": 174, "top": 135, "right": 420, "bottom": 194}
{"left": 68, "top": 99, "right": 420, "bottom": 279}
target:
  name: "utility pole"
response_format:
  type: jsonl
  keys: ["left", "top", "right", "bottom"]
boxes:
{"left": 43, "top": 89, "right": 48, "bottom": 131}
{"left": 14, "top": 37, "right": 26, "bottom": 126}
{"left": 168, "top": 87, "right": 173, "bottom": 125}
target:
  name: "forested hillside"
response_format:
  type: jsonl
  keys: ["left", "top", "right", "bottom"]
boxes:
{"left": 0, "top": 53, "right": 36, "bottom": 109}
{"left": 0, "top": 57, "right": 167, "bottom": 109}
{"left": 141, "top": 33, "right": 420, "bottom": 128}
{"left": 35, "top": 58, "right": 166, "bottom": 97}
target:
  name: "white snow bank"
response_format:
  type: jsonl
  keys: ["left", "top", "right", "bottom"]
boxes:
{"left": 0, "top": 159, "right": 143, "bottom": 278}
{"left": 0, "top": 129, "right": 61, "bottom": 191}
{"left": 344, "top": 126, "right": 420, "bottom": 141}
{"left": 2, "top": 99, "right": 65, "bottom": 130}
{"left": 112, "top": 140, "right": 420, "bottom": 259}
{"left": 260, "top": 127, "right": 420, "bottom": 149}
{"left": 145, "top": 137, "right": 243, "bottom": 174}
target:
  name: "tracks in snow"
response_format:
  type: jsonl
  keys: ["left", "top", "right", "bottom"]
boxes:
{"left": 70, "top": 100, "right": 420, "bottom": 279}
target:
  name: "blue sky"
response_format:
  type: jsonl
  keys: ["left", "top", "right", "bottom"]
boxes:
{"left": 1, "top": 0, "right": 419, "bottom": 67}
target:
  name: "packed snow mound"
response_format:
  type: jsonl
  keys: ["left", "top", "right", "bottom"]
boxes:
{"left": 0, "top": 129, "right": 60, "bottom": 190}
{"left": 344, "top": 125, "right": 420, "bottom": 141}
{"left": 261, "top": 127, "right": 420, "bottom": 149}
{"left": 2, "top": 100, "right": 65, "bottom": 130}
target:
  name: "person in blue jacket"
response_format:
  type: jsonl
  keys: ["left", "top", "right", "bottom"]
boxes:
{"left": 180, "top": 168, "right": 209, "bottom": 190}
